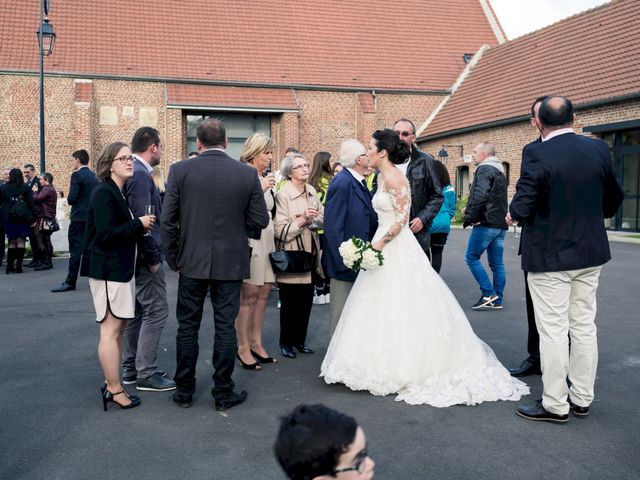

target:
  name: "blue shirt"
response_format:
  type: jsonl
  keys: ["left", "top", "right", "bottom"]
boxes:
{"left": 429, "top": 185, "right": 456, "bottom": 234}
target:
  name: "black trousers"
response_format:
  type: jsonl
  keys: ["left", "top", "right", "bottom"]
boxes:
{"left": 174, "top": 275, "right": 242, "bottom": 401}
{"left": 278, "top": 282, "right": 314, "bottom": 347}
{"left": 524, "top": 271, "right": 540, "bottom": 362}
{"left": 0, "top": 226, "right": 4, "bottom": 261}
{"left": 429, "top": 232, "right": 449, "bottom": 274}
{"left": 66, "top": 221, "right": 89, "bottom": 287}
{"left": 28, "top": 228, "right": 42, "bottom": 262}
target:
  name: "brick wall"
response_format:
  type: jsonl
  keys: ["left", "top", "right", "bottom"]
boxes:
{"left": 0, "top": 73, "right": 445, "bottom": 188}
{"left": 418, "top": 98, "right": 640, "bottom": 199}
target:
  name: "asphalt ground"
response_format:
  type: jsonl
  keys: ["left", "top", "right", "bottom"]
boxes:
{"left": 1, "top": 228, "right": 639, "bottom": 480}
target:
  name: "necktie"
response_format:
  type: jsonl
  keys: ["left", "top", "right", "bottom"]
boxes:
{"left": 360, "top": 179, "right": 371, "bottom": 197}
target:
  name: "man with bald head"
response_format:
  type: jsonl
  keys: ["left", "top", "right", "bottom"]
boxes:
{"left": 509, "top": 96, "right": 623, "bottom": 423}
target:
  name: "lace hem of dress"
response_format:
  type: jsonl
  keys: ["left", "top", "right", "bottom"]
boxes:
{"left": 321, "top": 348, "right": 529, "bottom": 408}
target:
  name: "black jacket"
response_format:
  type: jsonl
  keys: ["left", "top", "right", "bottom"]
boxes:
{"left": 160, "top": 149, "right": 269, "bottom": 280}
{"left": 67, "top": 166, "right": 99, "bottom": 223}
{"left": 406, "top": 147, "right": 443, "bottom": 251}
{"left": 1, "top": 183, "right": 34, "bottom": 225}
{"left": 84, "top": 178, "right": 145, "bottom": 282}
{"left": 464, "top": 159, "right": 508, "bottom": 229}
{"left": 510, "top": 133, "right": 624, "bottom": 273}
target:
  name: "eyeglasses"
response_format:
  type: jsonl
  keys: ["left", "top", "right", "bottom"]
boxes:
{"left": 292, "top": 163, "right": 310, "bottom": 170}
{"left": 331, "top": 448, "right": 368, "bottom": 476}
{"left": 394, "top": 130, "right": 414, "bottom": 138}
{"left": 113, "top": 155, "right": 134, "bottom": 163}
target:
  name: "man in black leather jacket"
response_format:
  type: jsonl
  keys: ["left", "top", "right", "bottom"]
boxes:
{"left": 393, "top": 119, "right": 443, "bottom": 257}
{"left": 463, "top": 142, "right": 508, "bottom": 310}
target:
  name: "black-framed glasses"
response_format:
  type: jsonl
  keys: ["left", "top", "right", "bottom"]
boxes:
{"left": 331, "top": 448, "right": 368, "bottom": 476}
{"left": 113, "top": 155, "right": 134, "bottom": 163}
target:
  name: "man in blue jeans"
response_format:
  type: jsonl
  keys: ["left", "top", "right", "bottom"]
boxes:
{"left": 463, "top": 142, "right": 509, "bottom": 310}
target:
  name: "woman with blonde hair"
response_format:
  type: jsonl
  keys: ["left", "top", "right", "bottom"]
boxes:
{"left": 84, "top": 142, "right": 155, "bottom": 410}
{"left": 235, "top": 133, "right": 278, "bottom": 369}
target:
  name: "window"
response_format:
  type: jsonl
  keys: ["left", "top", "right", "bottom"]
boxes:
{"left": 185, "top": 113, "right": 271, "bottom": 160}
{"left": 456, "top": 166, "right": 469, "bottom": 199}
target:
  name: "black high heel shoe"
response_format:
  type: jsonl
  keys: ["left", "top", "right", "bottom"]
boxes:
{"left": 102, "top": 387, "right": 141, "bottom": 411}
{"left": 237, "top": 352, "right": 261, "bottom": 370}
{"left": 250, "top": 349, "right": 278, "bottom": 364}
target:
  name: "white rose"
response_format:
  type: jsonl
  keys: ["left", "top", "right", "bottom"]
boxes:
{"left": 360, "top": 248, "right": 380, "bottom": 270}
{"left": 339, "top": 240, "right": 359, "bottom": 268}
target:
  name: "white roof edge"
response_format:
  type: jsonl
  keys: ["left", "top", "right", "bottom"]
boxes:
{"left": 479, "top": 0, "right": 506, "bottom": 44}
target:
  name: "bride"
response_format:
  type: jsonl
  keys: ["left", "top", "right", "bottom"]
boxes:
{"left": 320, "top": 129, "right": 528, "bottom": 407}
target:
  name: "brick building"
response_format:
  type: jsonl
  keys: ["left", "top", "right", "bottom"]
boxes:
{"left": 417, "top": 0, "right": 640, "bottom": 232}
{"left": 0, "top": 0, "right": 504, "bottom": 189}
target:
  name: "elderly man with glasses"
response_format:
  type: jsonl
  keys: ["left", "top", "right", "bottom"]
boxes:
{"left": 392, "top": 118, "right": 443, "bottom": 260}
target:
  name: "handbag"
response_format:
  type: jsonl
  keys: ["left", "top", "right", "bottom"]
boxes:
{"left": 42, "top": 218, "right": 60, "bottom": 232}
{"left": 269, "top": 223, "right": 314, "bottom": 274}
{"left": 8, "top": 195, "right": 32, "bottom": 223}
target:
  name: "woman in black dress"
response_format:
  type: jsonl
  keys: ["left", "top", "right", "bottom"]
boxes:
{"left": 1, "top": 168, "right": 34, "bottom": 274}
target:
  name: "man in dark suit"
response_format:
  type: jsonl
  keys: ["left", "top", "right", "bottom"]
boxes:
{"left": 509, "top": 96, "right": 548, "bottom": 378}
{"left": 393, "top": 118, "right": 443, "bottom": 259}
{"left": 52, "top": 150, "right": 99, "bottom": 292}
{"left": 509, "top": 96, "right": 624, "bottom": 423}
{"left": 0, "top": 168, "right": 10, "bottom": 266}
{"left": 23, "top": 163, "right": 42, "bottom": 268}
{"left": 161, "top": 118, "right": 269, "bottom": 410}
{"left": 121, "top": 127, "right": 175, "bottom": 392}
{"left": 323, "top": 139, "right": 378, "bottom": 336}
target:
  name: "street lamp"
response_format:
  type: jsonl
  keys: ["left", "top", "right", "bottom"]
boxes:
{"left": 37, "top": 0, "right": 56, "bottom": 173}
{"left": 437, "top": 144, "right": 464, "bottom": 161}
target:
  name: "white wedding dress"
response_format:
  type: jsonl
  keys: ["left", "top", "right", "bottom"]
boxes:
{"left": 320, "top": 176, "right": 529, "bottom": 407}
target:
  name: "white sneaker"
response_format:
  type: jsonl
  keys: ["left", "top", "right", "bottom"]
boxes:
{"left": 313, "top": 294, "right": 325, "bottom": 305}
{"left": 324, "top": 293, "right": 330, "bottom": 304}
{"left": 277, "top": 299, "right": 281, "bottom": 309}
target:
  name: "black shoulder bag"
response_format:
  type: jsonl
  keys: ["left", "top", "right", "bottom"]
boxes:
{"left": 269, "top": 223, "right": 313, "bottom": 274}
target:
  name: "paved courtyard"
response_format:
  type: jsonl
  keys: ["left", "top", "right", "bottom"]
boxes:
{"left": 1, "top": 228, "right": 639, "bottom": 479}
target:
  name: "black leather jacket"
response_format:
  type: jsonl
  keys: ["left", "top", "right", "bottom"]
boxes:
{"left": 464, "top": 161, "right": 508, "bottom": 229}
{"left": 406, "top": 146, "right": 443, "bottom": 251}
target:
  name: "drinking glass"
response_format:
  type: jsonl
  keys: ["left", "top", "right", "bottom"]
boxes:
{"left": 145, "top": 205, "right": 155, "bottom": 236}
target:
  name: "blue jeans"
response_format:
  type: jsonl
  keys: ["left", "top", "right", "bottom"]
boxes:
{"left": 464, "top": 226, "right": 506, "bottom": 303}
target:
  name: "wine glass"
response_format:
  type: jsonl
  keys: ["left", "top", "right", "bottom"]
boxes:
{"left": 309, "top": 197, "right": 320, "bottom": 230}
{"left": 144, "top": 204, "right": 155, "bottom": 236}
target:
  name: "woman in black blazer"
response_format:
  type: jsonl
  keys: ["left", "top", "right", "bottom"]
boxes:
{"left": 85, "top": 142, "right": 154, "bottom": 411}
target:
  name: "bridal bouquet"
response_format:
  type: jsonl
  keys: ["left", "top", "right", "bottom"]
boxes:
{"left": 339, "top": 237, "right": 384, "bottom": 272}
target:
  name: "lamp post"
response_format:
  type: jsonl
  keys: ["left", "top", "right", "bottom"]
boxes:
{"left": 37, "top": 0, "right": 56, "bottom": 173}
{"left": 437, "top": 144, "right": 464, "bottom": 162}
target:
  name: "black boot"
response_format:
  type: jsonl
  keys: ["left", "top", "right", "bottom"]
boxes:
{"left": 15, "top": 248, "right": 25, "bottom": 273}
{"left": 5, "top": 248, "right": 15, "bottom": 274}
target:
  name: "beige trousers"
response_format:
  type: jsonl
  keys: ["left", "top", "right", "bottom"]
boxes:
{"left": 528, "top": 266, "right": 602, "bottom": 415}
{"left": 329, "top": 279, "right": 354, "bottom": 338}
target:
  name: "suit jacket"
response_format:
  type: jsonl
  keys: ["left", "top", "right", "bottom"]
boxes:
{"left": 406, "top": 147, "right": 443, "bottom": 251}
{"left": 322, "top": 169, "right": 378, "bottom": 282}
{"left": 509, "top": 132, "right": 624, "bottom": 273}
{"left": 85, "top": 178, "right": 145, "bottom": 282}
{"left": 123, "top": 158, "right": 163, "bottom": 266}
{"left": 517, "top": 137, "right": 541, "bottom": 257}
{"left": 67, "top": 166, "right": 99, "bottom": 223}
{"left": 160, "top": 149, "right": 269, "bottom": 280}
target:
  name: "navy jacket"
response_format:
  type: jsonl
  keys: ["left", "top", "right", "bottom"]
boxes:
{"left": 67, "top": 166, "right": 99, "bottom": 223}
{"left": 85, "top": 178, "right": 145, "bottom": 282}
{"left": 510, "top": 133, "right": 624, "bottom": 273}
{"left": 322, "top": 169, "right": 378, "bottom": 282}
{"left": 123, "top": 158, "right": 163, "bottom": 267}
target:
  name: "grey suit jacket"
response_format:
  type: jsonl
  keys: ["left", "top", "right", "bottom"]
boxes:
{"left": 160, "top": 149, "right": 269, "bottom": 280}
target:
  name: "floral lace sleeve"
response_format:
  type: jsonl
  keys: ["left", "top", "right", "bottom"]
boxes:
{"left": 380, "top": 175, "right": 410, "bottom": 246}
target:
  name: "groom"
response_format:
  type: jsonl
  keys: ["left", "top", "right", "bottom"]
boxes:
{"left": 323, "top": 139, "right": 378, "bottom": 336}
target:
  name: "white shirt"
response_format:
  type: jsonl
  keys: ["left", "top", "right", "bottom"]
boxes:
{"left": 346, "top": 167, "right": 365, "bottom": 184}
{"left": 132, "top": 153, "right": 153, "bottom": 173}
{"left": 542, "top": 127, "right": 575, "bottom": 142}
{"left": 396, "top": 156, "right": 411, "bottom": 175}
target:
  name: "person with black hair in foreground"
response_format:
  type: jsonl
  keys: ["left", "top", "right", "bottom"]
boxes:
{"left": 321, "top": 129, "right": 528, "bottom": 407}
{"left": 274, "top": 404, "right": 375, "bottom": 480}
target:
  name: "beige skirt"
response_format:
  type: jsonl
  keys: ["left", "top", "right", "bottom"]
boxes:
{"left": 89, "top": 277, "right": 136, "bottom": 322}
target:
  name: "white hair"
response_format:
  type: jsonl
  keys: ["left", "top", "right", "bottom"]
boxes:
{"left": 280, "top": 153, "right": 305, "bottom": 179}
{"left": 339, "top": 139, "right": 366, "bottom": 168}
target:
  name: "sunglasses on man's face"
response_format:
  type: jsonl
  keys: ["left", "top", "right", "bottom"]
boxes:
{"left": 394, "top": 130, "right": 414, "bottom": 138}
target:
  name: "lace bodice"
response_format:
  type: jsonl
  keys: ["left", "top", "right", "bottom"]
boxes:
{"left": 372, "top": 175, "right": 411, "bottom": 243}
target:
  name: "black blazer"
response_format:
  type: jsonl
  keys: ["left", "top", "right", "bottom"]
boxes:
{"left": 509, "top": 133, "right": 624, "bottom": 273}
{"left": 67, "top": 166, "right": 100, "bottom": 223}
{"left": 84, "top": 178, "right": 145, "bottom": 282}
{"left": 160, "top": 149, "right": 269, "bottom": 280}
